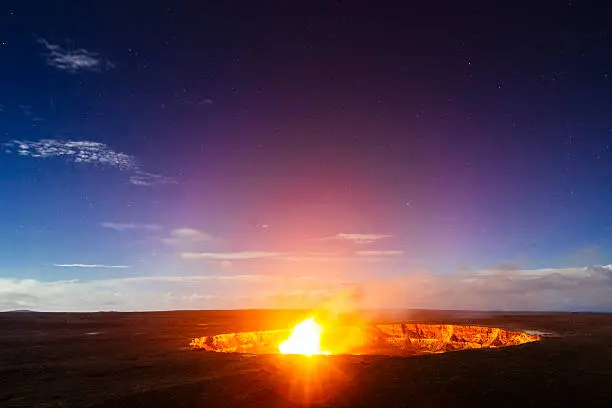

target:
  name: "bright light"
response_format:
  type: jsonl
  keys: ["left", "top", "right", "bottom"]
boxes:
{"left": 279, "top": 317, "right": 329, "bottom": 356}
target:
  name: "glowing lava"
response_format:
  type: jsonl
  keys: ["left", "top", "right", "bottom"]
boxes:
{"left": 279, "top": 317, "right": 330, "bottom": 356}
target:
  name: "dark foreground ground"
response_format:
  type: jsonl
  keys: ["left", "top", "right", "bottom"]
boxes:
{"left": 1, "top": 310, "right": 612, "bottom": 407}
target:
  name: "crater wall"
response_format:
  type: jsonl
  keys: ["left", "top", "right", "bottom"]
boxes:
{"left": 190, "top": 323, "right": 539, "bottom": 355}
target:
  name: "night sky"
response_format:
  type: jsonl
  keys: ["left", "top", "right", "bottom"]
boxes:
{"left": 2, "top": 1, "right": 612, "bottom": 311}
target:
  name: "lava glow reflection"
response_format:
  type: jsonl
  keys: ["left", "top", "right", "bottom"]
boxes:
{"left": 279, "top": 317, "right": 330, "bottom": 356}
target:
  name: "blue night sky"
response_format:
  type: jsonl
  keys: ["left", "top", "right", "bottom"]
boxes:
{"left": 2, "top": 1, "right": 612, "bottom": 311}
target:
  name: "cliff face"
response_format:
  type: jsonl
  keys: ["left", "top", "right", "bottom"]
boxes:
{"left": 190, "top": 323, "right": 539, "bottom": 355}
{"left": 189, "top": 329, "right": 290, "bottom": 354}
{"left": 374, "top": 324, "right": 539, "bottom": 354}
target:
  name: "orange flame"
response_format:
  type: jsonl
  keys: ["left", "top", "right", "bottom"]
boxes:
{"left": 279, "top": 317, "right": 330, "bottom": 356}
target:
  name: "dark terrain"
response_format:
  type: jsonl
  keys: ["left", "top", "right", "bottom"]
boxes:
{"left": 1, "top": 310, "right": 611, "bottom": 407}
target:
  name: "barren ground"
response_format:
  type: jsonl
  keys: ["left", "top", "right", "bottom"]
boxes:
{"left": 1, "top": 310, "right": 612, "bottom": 407}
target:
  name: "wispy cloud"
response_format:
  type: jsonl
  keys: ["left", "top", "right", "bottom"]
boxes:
{"left": 320, "top": 233, "right": 393, "bottom": 244}
{"left": 129, "top": 170, "right": 177, "bottom": 186}
{"left": 4, "top": 139, "right": 136, "bottom": 169}
{"left": 161, "top": 228, "right": 214, "bottom": 247}
{"left": 181, "top": 251, "right": 286, "bottom": 260}
{"left": 474, "top": 266, "right": 593, "bottom": 278}
{"left": 102, "top": 222, "right": 162, "bottom": 232}
{"left": 114, "top": 274, "right": 273, "bottom": 283}
{"left": 181, "top": 250, "right": 404, "bottom": 262}
{"left": 3, "top": 139, "right": 175, "bottom": 187}
{"left": 278, "top": 252, "right": 339, "bottom": 262}
{"left": 38, "top": 38, "right": 113, "bottom": 73}
{"left": 355, "top": 250, "right": 404, "bottom": 257}
{"left": 54, "top": 264, "right": 130, "bottom": 269}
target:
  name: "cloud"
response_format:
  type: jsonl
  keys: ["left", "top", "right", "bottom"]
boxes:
{"left": 355, "top": 250, "right": 404, "bottom": 257}
{"left": 4, "top": 139, "right": 136, "bottom": 170}
{"left": 3, "top": 139, "right": 175, "bottom": 187}
{"left": 129, "top": 171, "right": 177, "bottom": 186}
{"left": 277, "top": 252, "right": 339, "bottom": 262}
{"left": 161, "top": 228, "right": 214, "bottom": 247}
{"left": 180, "top": 250, "right": 404, "bottom": 262}
{"left": 54, "top": 264, "right": 130, "bottom": 269}
{"left": 255, "top": 265, "right": 612, "bottom": 311}
{"left": 320, "top": 233, "right": 393, "bottom": 244}
{"left": 116, "top": 275, "right": 272, "bottom": 283}
{"left": 0, "top": 274, "right": 281, "bottom": 311}
{"left": 102, "top": 222, "right": 162, "bottom": 232}
{"left": 357, "top": 265, "right": 612, "bottom": 311}
{"left": 471, "top": 265, "right": 602, "bottom": 279}
{"left": 3, "top": 264, "right": 612, "bottom": 311}
{"left": 181, "top": 251, "right": 285, "bottom": 261}
{"left": 38, "top": 38, "right": 113, "bottom": 73}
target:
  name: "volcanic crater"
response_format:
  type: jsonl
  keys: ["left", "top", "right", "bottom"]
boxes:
{"left": 190, "top": 322, "right": 539, "bottom": 356}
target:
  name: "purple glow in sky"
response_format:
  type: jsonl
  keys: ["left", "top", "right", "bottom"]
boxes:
{"left": 2, "top": 1, "right": 612, "bottom": 311}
